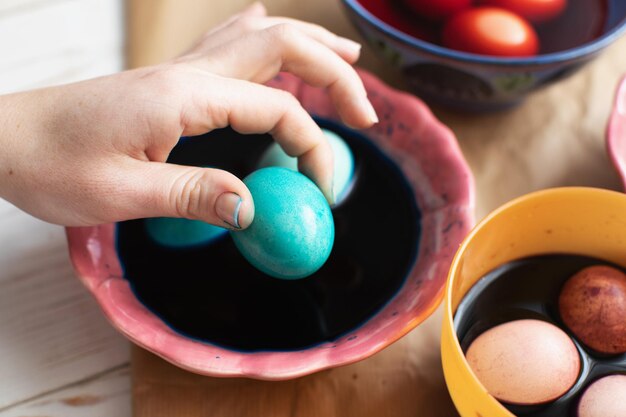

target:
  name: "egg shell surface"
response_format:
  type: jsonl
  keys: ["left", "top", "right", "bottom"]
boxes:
{"left": 465, "top": 319, "right": 580, "bottom": 405}
{"left": 481, "top": 0, "right": 567, "bottom": 23}
{"left": 442, "top": 7, "right": 540, "bottom": 57}
{"left": 578, "top": 374, "right": 626, "bottom": 417}
{"left": 230, "top": 167, "right": 334, "bottom": 280}
{"left": 559, "top": 265, "right": 626, "bottom": 355}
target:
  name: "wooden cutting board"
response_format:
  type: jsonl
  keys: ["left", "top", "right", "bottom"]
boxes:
{"left": 128, "top": 1, "right": 626, "bottom": 416}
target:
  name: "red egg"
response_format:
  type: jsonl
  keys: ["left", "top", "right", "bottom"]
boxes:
{"left": 403, "top": 0, "right": 473, "bottom": 21}
{"left": 481, "top": 0, "right": 567, "bottom": 23}
{"left": 442, "top": 7, "right": 540, "bottom": 56}
{"left": 559, "top": 265, "right": 626, "bottom": 355}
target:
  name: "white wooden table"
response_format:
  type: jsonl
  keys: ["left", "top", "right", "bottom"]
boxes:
{"left": 0, "top": 1, "right": 131, "bottom": 416}
{"left": 3, "top": 1, "right": 624, "bottom": 416}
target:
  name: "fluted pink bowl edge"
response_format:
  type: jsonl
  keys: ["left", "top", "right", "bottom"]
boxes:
{"left": 66, "top": 68, "right": 475, "bottom": 380}
{"left": 608, "top": 75, "right": 626, "bottom": 190}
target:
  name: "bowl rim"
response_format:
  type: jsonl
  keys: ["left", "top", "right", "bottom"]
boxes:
{"left": 66, "top": 68, "right": 475, "bottom": 380}
{"left": 607, "top": 75, "right": 626, "bottom": 189}
{"left": 342, "top": 0, "right": 626, "bottom": 67}
{"left": 441, "top": 186, "right": 626, "bottom": 416}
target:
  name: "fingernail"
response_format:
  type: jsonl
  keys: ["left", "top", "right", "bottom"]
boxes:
{"left": 337, "top": 37, "right": 362, "bottom": 55}
{"left": 216, "top": 192, "right": 244, "bottom": 229}
{"left": 364, "top": 99, "right": 378, "bottom": 124}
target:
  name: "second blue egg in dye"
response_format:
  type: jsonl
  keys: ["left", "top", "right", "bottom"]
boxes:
{"left": 257, "top": 128, "right": 355, "bottom": 205}
{"left": 145, "top": 217, "right": 227, "bottom": 248}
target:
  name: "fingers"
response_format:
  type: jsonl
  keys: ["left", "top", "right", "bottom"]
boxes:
{"left": 188, "top": 12, "right": 361, "bottom": 65}
{"left": 190, "top": 24, "right": 377, "bottom": 129}
{"left": 177, "top": 73, "right": 334, "bottom": 202}
{"left": 115, "top": 160, "right": 255, "bottom": 229}
{"left": 185, "top": 2, "right": 267, "bottom": 54}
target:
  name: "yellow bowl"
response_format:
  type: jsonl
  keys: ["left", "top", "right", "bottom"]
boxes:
{"left": 441, "top": 187, "right": 626, "bottom": 417}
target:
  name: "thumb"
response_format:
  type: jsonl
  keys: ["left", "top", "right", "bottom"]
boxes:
{"left": 120, "top": 161, "right": 255, "bottom": 229}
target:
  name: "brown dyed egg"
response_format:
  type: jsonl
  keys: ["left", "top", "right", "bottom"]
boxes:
{"left": 578, "top": 374, "right": 626, "bottom": 417}
{"left": 465, "top": 319, "right": 580, "bottom": 405}
{"left": 559, "top": 265, "right": 626, "bottom": 355}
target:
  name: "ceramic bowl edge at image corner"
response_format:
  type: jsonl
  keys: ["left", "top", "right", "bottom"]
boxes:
{"left": 341, "top": 0, "right": 626, "bottom": 111}
{"left": 441, "top": 187, "right": 626, "bottom": 417}
{"left": 65, "top": 67, "right": 475, "bottom": 380}
{"left": 607, "top": 74, "right": 626, "bottom": 189}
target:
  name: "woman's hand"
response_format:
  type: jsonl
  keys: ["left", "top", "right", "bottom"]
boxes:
{"left": 0, "top": 2, "right": 376, "bottom": 229}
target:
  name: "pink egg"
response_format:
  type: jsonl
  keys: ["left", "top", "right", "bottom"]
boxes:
{"left": 465, "top": 319, "right": 580, "bottom": 405}
{"left": 578, "top": 375, "right": 626, "bottom": 417}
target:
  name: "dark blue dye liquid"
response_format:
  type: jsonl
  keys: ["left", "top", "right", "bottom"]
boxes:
{"left": 455, "top": 254, "right": 626, "bottom": 416}
{"left": 116, "top": 120, "right": 421, "bottom": 351}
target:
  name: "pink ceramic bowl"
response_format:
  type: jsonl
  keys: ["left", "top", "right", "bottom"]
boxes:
{"left": 608, "top": 75, "right": 626, "bottom": 189}
{"left": 66, "top": 69, "right": 474, "bottom": 380}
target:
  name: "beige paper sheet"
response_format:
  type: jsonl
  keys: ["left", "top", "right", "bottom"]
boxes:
{"left": 128, "top": 1, "right": 626, "bottom": 416}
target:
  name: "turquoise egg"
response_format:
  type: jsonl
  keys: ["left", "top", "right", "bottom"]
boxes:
{"left": 145, "top": 217, "right": 227, "bottom": 248}
{"left": 230, "top": 167, "right": 335, "bottom": 280}
{"left": 257, "top": 128, "right": 355, "bottom": 204}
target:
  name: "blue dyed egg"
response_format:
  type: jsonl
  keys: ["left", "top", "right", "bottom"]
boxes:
{"left": 257, "top": 129, "right": 355, "bottom": 204}
{"left": 145, "top": 217, "right": 227, "bottom": 248}
{"left": 230, "top": 167, "right": 335, "bottom": 280}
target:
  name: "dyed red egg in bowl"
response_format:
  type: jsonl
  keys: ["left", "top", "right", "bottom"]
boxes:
{"left": 65, "top": 69, "right": 475, "bottom": 380}
{"left": 342, "top": 0, "right": 626, "bottom": 111}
